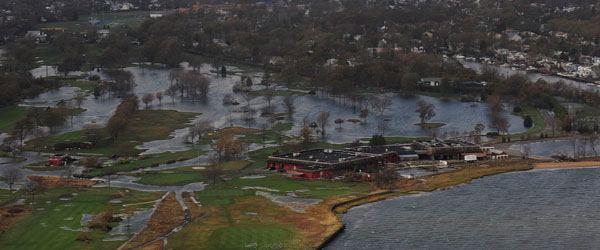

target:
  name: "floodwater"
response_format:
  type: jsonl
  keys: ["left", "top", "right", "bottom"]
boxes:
{"left": 460, "top": 60, "right": 595, "bottom": 91}
{"left": 327, "top": 168, "right": 600, "bottom": 250}
{"left": 24, "top": 63, "right": 528, "bottom": 147}
{"left": 508, "top": 139, "right": 600, "bottom": 158}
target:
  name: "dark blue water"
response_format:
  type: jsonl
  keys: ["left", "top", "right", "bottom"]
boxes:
{"left": 328, "top": 168, "right": 600, "bottom": 250}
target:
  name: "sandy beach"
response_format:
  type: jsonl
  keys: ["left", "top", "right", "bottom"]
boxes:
{"left": 534, "top": 161, "right": 600, "bottom": 169}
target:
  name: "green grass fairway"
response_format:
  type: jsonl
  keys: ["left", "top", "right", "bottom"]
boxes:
{"left": 510, "top": 107, "right": 545, "bottom": 139}
{"left": 208, "top": 224, "right": 295, "bottom": 249}
{"left": 131, "top": 166, "right": 206, "bottom": 186}
{"left": 84, "top": 150, "right": 204, "bottom": 177}
{"left": 25, "top": 109, "right": 198, "bottom": 156}
{"left": 0, "top": 106, "right": 29, "bottom": 133}
{"left": 0, "top": 187, "right": 164, "bottom": 250}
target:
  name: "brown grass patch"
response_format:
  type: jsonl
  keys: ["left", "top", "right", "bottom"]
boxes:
{"left": 28, "top": 176, "right": 96, "bottom": 189}
{"left": 122, "top": 192, "right": 185, "bottom": 249}
{"left": 138, "top": 240, "right": 164, "bottom": 250}
{"left": 0, "top": 205, "right": 32, "bottom": 235}
{"left": 182, "top": 192, "right": 205, "bottom": 219}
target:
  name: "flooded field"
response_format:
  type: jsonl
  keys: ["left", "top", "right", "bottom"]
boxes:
{"left": 25, "top": 63, "right": 528, "bottom": 146}
{"left": 327, "top": 168, "right": 600, "bottom": 250}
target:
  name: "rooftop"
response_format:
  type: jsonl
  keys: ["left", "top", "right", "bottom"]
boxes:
{"left": 414, "top": 139, "right": 477, "bottom": 148}
{"left": 345, "top": 144, "right": 416, "bottom": 155}
{"left": 271, "top": 149, "right": 371, "bottom": 164}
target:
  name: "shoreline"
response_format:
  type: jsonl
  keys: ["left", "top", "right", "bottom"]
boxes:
{"left": 534, "top": 161, "right": 600, "bottom": 169}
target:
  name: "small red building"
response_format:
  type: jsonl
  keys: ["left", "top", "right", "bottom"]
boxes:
{"left": 48, "top": 154, "right": 73, "bottom": 166}
{"left": 294, "top": 166, "right": 333, "bottom": 179}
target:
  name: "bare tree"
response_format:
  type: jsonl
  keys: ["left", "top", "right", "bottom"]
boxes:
{"left": 206, "top": 155, "right": 223, "bottom": 184}
{"left": 189, "top": 120, "right": 213, "bottom": 143}
{"left": 416, "top": 99, "right": 436, "bottom": 123}
{"left": 3, "top": 168, "right": 23, "bottom": 190}
{"left": 335, "top": 118, "right": 345, "bottom": 129}
{"left": 168, "top": 67, "right": 183, "bottom": 86}
{"left": 165, "top": 86, "right": 176, "bottom": 103}
{"left": 372, "top": 96, "right": 393, "bottom": 116}
{"left": 264, "top": 89, "right": 275, "bottom": 109}
{"left": 226, "top": 116, "right": 235, "bottom": 127}
{"left": 283, "top": 96, "right": 295, "bottom": 119}
{"left": 317, "top": 111, "right": 331, "bottom": 137}
{"left": 241, "top": 113, "right": 256, "bottom": 128}
{"left": 73, "top": 89, "right": 86, "bottom": 108}
{"left": 13, "top": 117, "right": 35, "bottom": 146}
{"left": 24, "top": 179, "right": 38, "bottom": 201}
{"left": 377, "top": 121, "right": 390, "bottom": 136}
{"left": 240, "top": 92, "right": 256, "bottom": 110}
{"left": 62, "top": 165, "right": 76, "bottom": 179}
{"left": 142, "top": 93, "right": 154, "bottom": 109}
{"left": 300, "top": 125, "right": 312, "bottom": 146}
{"left": 83, "top": 123, "right": 104, "bottom": 146}
{"left": 259, "top": 123, "right": 270, "bottom": 147}
{"left": 155, "top": 91, "right": 163, "bottom": 105}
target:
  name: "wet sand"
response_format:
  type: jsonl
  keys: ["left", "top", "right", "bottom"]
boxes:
{"left": 534, "top": 161, "right": 600, "bottom": 169}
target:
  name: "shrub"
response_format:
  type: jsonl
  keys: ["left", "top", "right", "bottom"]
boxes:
{"left": 523, "top": 115, "right": 533, "bottom": 128}
{"left": 513, "top": 106, "right": 522, "bottom": 113}
{"left": 369, "top": 134, "right": 386, "bottom": 146}
{"left": 76, "top": 232, "right": 90, "bottom": 242}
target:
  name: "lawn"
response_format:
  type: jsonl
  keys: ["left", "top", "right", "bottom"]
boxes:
{"left": 128, "top": 159, "right": 250, "bottom": 186}
{"left": 510, "top": 107, "right": 545, "bottom": 139}
{"left": 0, "top": 187, "right": 164, "bottom": 250}
{"left": 0, "top": 105, "right": 29, "bottom": 133}
{"left": 131, "top": 166, "right": 206, "bottom": 186}
{"left": 83, "top": 149, "right": 204, "bottom": 177}
{"left": 25, "top": 109, "right": 198, "bottom": 156}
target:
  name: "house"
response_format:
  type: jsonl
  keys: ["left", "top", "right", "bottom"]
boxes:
{"left": 97, "top": 29, "right": 110, "bottom": 40}
{"left": 48, "top": 154, "right": 74, "bottom": 166}
{"left": 507, "top": 33, "right": 522, "bottom": 42}
{"left": 418, "top": 77, "right": 442, "bottom": 87}
{"left": 268, "top": 56, "right": 285, "bottom": 65}
{"left": 25, "top": 30, "right": 47, "bottom": 43}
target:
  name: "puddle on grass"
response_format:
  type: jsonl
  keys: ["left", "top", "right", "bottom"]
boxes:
{"left": 104, "top": 236, "right": 129, "bottom": 242}
{"left": 255, "top": 191, "right": 322, "bottom": 213}
{"left": 242, "top": 186, "right": 280, "bottom": 192}
{"left": 109, "top": 198, "right": 122, "bottom": 203}
{"left": 80, "top": 214, "right": 93, "bottom": 227}
{"left": 110, "top": 209, "right": 154, "bottom": 235}
{"left": 60, "top": 225, "right": 90, "bottom": 232}
{"left": 240, "top": 175, "right": 266, "bottom": 179}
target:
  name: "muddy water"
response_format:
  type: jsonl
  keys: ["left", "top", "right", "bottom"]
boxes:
{"left": 327, "top": 168, "right": 600, "bottom": 250}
